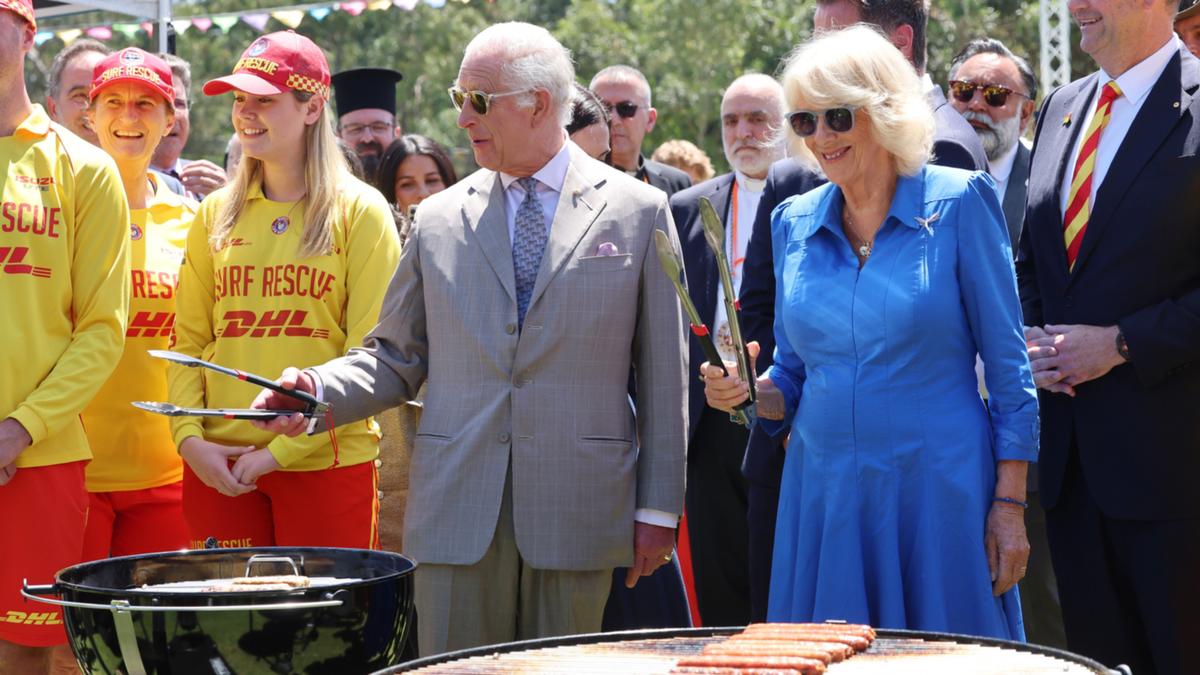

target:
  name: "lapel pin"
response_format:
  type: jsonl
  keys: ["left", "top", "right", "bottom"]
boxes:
{"left": 1174, "top": 101, "right": 1181, "bottom": 108}
{"left": 1062, "top": 113, "right": 1072, "bottom": 127}
{"left": 916, "top": 213, "right": 940, "bottom": 235}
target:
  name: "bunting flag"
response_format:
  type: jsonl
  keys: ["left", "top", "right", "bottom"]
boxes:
{"left": 35, "top": 0, "right": 467, "bottom": 45}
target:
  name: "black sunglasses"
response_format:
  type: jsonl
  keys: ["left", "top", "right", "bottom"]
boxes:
{"left": 603, "top": 100, "right": 640, "bottom": 119}
{"left": 448, "top": 86, "right": 530, "bottom": 115}
{"left": 948, "top": 80, "right": 1028, "bottom": 107}
{"left": 786, "top": 107, "right": 858, "bottom": 137}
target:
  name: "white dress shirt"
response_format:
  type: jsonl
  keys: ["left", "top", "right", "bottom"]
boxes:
{"left": 1059, "top": 37, "right": 1181, "bottom": 216}
{"left": 988, "top": 141, "right": 1020, "bottom": 202}
{"left": 713, "top": 172, "right": 764, "bottom": 362}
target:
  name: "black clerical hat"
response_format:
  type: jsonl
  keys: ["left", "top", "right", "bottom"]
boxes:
{"left": 331, "top": 67, "right": 404, "bottom": 116}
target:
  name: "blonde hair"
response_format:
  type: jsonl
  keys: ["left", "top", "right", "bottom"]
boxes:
{"left": 211, "top": 91, "right": 349, "bottom": 258}
{"left": 651, "top": 139, "right": 715, "bottom": 183}
{"left": 780, "top": 24, "right": 933, "bottom": 176}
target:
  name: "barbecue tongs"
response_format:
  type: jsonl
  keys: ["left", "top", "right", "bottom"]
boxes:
{"left": 133, "top": 350, "right": 330, "bottom": 420}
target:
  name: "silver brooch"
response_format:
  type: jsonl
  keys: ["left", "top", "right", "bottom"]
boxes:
{"left": 916, "top": 213, "right": 940, "bottom": 235}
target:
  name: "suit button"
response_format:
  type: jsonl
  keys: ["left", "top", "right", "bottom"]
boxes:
{"left": 499, "top": 432, "right": 510, "bottom": 443}
{"left": 505, "top": 323, "right": 517, "bottom": 335}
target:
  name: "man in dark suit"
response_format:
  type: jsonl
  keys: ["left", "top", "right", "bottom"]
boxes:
{"left": 947, "top": 37, "right": 1067, "bottom": 650}
{"left": 1018, "top": 1, "right": 1200, "bottom": 671}
{"left": 669, "top": 73, "right": 786, "bottom": 627}
{"left": 590, "top": 65, "right": 692, "bottom": 196}
{"left": 735, "top": 0, "right": 989, "bottom": 622}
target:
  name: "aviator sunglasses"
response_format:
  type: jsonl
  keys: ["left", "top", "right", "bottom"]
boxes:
{"left": 786, "top": 106, "right": 858, "bottom": 137}
{"left": 948, "top": 80, "right": 1028, "bottom": 107}
{"left": 448, "top": 86, "right": 531, "bottom": 115}
{"left": 603, "top": 100, "right": 640, "bottom": 119}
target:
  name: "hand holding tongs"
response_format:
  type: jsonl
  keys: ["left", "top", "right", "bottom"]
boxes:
{"left": 654, "top": 212, "right": 755, "bottom": 428}
{"left": 133, "top": 350, "right": 330, "bottom": 421}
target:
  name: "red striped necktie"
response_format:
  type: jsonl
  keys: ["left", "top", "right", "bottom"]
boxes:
{"left": 1062, "top": 80, "right": 1123, "bottom": 271}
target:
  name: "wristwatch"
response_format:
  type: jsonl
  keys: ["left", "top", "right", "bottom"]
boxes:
{"left": 1115, "top": 329, "right": 1131, "bottom": 362}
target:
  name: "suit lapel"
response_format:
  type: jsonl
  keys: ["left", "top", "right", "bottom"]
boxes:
{"left": 526, "top": 145, "right": 607, "bottom": 311}
{"left": 463, "top": 172, "right": 517, "bottom": 303}
{"left": 1001, "top": 143, "right": 1031, "bottom": 249}
{"left": 1038, "top": 75, "right": 1098, "bottom": 278}
{"left": 1070, "top": 50, "right": 1191, "bottom": 282}
{"left": 700, "top": 176, "right": 735, "bottom": 324}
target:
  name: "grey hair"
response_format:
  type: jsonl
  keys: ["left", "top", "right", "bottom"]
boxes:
{"left": 589, "top": 65, "right": 653, "bottom": 106}
{"left": 464, "top": 22, "right": 575, "bottom": 127}
{"left": 723, "top": 72, "right": 789, "bottom": 156}
{"left": 48, "top": 39, "right": 111, "bottom": 99}
{"left": 948, "top": 38, "right": 1039, "bottom": 101}
{"left": 157, "top": 53, "right": 192, "bottom": 103}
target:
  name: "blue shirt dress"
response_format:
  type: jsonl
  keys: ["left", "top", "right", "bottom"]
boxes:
{"left": 762, "top": 165, "right": 1039, "bottom": 640}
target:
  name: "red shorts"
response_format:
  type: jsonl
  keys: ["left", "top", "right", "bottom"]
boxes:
{"left": 0, "top": 461, "right": 87, "bottom": 647}
{"left": 81, "top": 482, "right": 188, "bottom": 561}
{"left": 182, "top": 460, "right": 378, "bottom": 550}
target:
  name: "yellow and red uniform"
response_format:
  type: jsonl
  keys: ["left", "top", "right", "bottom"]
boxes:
{"left": 170, "top": 175, "right": 399, "bottom": 548}
{"left": 0, "top": 105, "right": 130, "bottom": 647}
{"left": 80, "top": 175, "right": 195, "bottom": 559}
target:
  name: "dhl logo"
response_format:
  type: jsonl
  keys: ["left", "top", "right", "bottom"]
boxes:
{"left": 216, "top": 310, "right": 330, "bottom": 339}
{"left": 0, "top": 610, "right": 62, "bottom": 625}
{"left": 0, "top": 246, "right": 52, "bottom": 279}
{"left": 127, "top": 311, "right": 175, "bottom": 338}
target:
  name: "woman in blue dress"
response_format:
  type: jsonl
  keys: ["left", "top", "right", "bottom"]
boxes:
{"left": 703, "top": 25, "right": 1039, "bottom": 640}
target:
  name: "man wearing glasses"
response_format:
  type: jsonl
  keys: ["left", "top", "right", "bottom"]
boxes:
{"left": 253, "top": 21, "right": 687, "bottom": 656}
{"left": 948, "top": 39, "right": 1038, "bottom": 250}
{"left": 332, "top": 67, "right": 403, "bottom": 179}
{"left": 589, "top": 65, "right": 691, "bottom": 196}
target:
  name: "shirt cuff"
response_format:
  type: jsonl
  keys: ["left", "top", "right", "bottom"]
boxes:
{"left": 305, "top": 370, "right": 325, "bottom": 435}
{"left": 635, "top": 508, "right": 679, "bottom": 528}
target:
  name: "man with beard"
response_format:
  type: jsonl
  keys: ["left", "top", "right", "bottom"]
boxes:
{"left": 668, "top": 73, "right": 785, "bottom": 627}
{"left": 151, "top": 54, "right": 227, "bottom": 199}
{"left": 332, "top": 67, "right": 403, "bottom": 180}
{"left": 949, "top": 39, "right": 1038, "bottom": 250}
{"left": 590, "top": 65, "right": 691, "bottom": 196}
{"left": 44, "top": 39, "right": 109, "bottom": 145}
{"left": 947, "top": 38, "right": 1065, "bottom": 650}
{"left": 1175, "top": 0, "right": 1200, "bottom": 57}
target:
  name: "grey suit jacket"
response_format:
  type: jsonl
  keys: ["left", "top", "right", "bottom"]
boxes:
{"left": 1000, "top": 142, "right": 1032, "bottom": 251}
{"left": 311, "top": 142, "right": 688, "bottom": 570}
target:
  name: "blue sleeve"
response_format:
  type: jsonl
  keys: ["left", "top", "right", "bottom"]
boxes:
{"left": 956, "top": 173, "right": 1040, "bottom": 462}
{"left": 759, "top": 199, "right": 807, "bottom": 438}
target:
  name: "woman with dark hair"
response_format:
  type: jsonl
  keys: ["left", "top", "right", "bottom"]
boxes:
{"left": 374, "top": 133, "right": 458, "bottom": 220}
{"left": 566, "top": 82, "right": 611, "bottom": 163}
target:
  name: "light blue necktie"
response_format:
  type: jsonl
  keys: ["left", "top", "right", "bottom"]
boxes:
{"left": 512, "top": 177, "right": 547, "bottom": 327}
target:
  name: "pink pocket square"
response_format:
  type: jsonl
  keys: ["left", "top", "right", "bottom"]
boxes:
{"left": 595, "top": 242, "right": 620, "bottom": 256}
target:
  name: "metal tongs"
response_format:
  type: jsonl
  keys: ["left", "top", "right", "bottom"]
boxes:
{"left": 653, "top": 197, "right": 757, "bottom": 427}
{"left": 132, "top": 350, "right": 330, "bottom": 420}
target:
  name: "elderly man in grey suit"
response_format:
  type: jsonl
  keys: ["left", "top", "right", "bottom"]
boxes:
{"left": 253, "top": 21, "right": 687, "bottom": 656}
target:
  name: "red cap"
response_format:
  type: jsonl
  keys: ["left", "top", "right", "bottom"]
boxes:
{"left": 0, "top": 0, "right": 35, "bottom": 30}
{"left": 203, "top": 31, "right": 330, "bottom": 100}
{"left": 89, "top": 48, "right": 175, "bottom": 105}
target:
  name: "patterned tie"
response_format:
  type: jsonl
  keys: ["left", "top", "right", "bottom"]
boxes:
{"left": 512, "top": 177, "right": 547, "bottom": 326}
{"left": 1063, "top": 80, "right": 1122, "bottom": 271}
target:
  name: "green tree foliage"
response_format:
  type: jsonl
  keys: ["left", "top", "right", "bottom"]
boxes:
{"left": 26, "top": 0, "right": 1092, "bottom": 177}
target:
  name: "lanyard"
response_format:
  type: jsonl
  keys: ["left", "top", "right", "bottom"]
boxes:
{"left": 729, "top": 181, "right": 745, "bottom": 271}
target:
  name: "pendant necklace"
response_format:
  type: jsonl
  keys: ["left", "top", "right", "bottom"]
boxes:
{"left": 844, "top": 211, "right": 872, "bottom": 261}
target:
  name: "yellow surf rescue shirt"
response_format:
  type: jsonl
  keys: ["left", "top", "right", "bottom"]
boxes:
{"left": 169, "top": 176, "right": 400, "bottom": 471}
{"left": 82, "top": 176, "right": 195, "bottom": 491}
{"left": 0, "top": 105, "right": 131, "bottom": 468}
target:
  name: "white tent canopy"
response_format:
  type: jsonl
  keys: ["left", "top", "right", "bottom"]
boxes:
{"left": 34, "top": 0, "right": 173, "bottom": 50}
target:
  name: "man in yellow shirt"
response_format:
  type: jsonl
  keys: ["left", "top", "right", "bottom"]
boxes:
{"left": 0, "top": 1, "right": 131, "bottom": 671}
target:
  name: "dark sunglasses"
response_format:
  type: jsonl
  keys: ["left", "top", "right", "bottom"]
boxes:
{"left": 948, "top": 80, "right": 1028, "bottom": 107}
{"left": 448, "top": 86, "right": 530, "bottom": 115}
{"left": 603, "top": 100, "right": 640, "bottom": 119}
{"left": 786, "top": 107, "right": 858, "bottom": 137}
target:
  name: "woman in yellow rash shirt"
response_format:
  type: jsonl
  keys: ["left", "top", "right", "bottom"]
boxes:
{"left": 168, "top": 32, "right": 400, "bottom": 548}
{"left": 79, "top": 48, "right": 193, "bottom": 559}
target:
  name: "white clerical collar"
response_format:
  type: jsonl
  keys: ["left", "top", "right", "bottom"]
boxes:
{"left": 921, "top": 72, "right": 936, "bottom": 96}
{"left": 988, "top": 141, "right": 1019, "bottom": 185}
{"left": 499, "top": 136, "right": 571, "bottom": 193}
{"left": 1099, "top": 35, "right": 1180, "bottom": 110}
{"left": 734, "top": 171, "right": 766, "bottom": 193}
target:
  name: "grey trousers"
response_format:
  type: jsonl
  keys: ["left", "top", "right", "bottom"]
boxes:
{"left": 413, "top": 468, "right": 613, "bottom": 657}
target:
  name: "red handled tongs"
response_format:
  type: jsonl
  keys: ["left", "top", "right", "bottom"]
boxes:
{"left": 133, "top": 350, "right": 330, "bottom": 420}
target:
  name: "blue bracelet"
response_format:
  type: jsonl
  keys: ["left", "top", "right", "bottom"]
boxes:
{"left": 993, "top": 496, "right": 1029, "bottom": 509}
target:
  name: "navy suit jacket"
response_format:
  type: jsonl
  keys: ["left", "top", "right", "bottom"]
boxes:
{"left": 637, "top": 155, "right": 693, "bottom": 196}
{"left": 669, "top": 173, "right": 735, "bottom": 441}
{"left": 737, "top": 89, "right": 988, "bottom": 487}
{"left": 1017, "top": 46, "right": 1200, "bottom": 519}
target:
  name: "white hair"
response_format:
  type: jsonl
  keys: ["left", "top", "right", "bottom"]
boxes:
{"left": 780, "top": 24, "right": 933, "bottom": 176}
{"left": 464, "top": 22, "right": 576, "bottom": 127}
{"left": 589, "top": 65, "right": 653, "bottom": 106}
